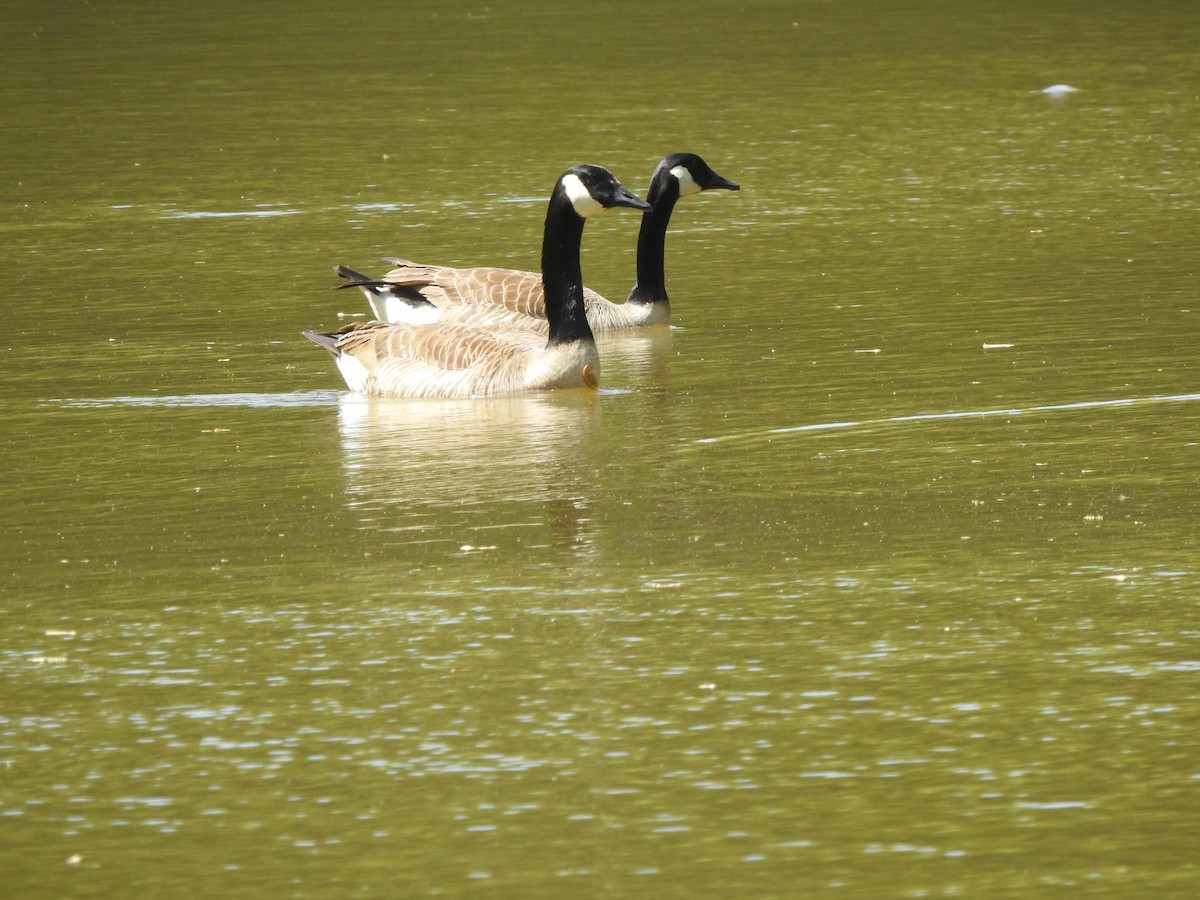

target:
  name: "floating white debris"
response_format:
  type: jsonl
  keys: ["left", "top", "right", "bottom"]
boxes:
{"left": 982, "top": 342, "right": 1015, "bottom": 349}
{"left": 1039, "top": 84, "right": 1080, "bottom": 98}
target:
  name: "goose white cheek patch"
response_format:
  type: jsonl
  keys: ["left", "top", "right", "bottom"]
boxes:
{"left": 562, "top": 173, "right": 606, "bottom": 217}
{"left": 670, "top": 165, "right": 702, "bottom": 196}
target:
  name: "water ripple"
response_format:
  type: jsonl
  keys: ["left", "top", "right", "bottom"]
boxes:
{"left": 687, "top": 391, "right": 1200, "bottom": 448}
{"left": 47, "top": 390, "right": 344, "bottom": 409}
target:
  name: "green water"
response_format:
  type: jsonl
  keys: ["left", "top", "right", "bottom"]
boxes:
{"left": 3, "top": 0, "right": 1199, "bottom": 896}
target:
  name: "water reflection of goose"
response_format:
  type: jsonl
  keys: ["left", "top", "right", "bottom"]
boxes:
{"left": 596, "top": 327, "right": 674, "bottom": 390}
{"left": 304, "top": 165, "right": 650, "bottom": 399}
{"left": 338, "top": 153, "right": 739, "bottom": 331}
{"left": 335, "top": 393, "right": 603, "bottom": 552}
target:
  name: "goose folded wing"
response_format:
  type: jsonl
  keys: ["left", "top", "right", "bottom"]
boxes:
{"left": 339, "top": 321, "right": 542, "bottom": 368}
{"left": 381, "top": 259, "right": 548, "bottom": 319}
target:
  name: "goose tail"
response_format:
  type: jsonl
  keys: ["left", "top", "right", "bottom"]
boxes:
{"left": 301, "top": 329, "right": 340, "bottom": 355}
{"left": 333, "top": 264, "right": 436, "bottom": 321}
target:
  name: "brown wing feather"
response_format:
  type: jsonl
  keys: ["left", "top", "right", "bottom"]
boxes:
{"left": 386, "top": 323, "right": 542, "bottom": 370}
{"left": 375, "top": 260, "right": 645, "bottom": 331}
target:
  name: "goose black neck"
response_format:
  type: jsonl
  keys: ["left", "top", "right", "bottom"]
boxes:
{"left": 626, "top": 172, "right": 681, "bottom": 305}
{"left": 542, "top": 193, "right": 595, "bottom": 348}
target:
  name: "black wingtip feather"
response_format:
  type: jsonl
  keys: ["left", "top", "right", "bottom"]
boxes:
{"left": 335, "top": 264, "right": 373, "bottom": 282}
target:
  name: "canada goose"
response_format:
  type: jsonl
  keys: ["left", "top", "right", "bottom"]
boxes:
{"left": 337, "top": 152, "right": 739, "bottom": 331}
{"left": 303, "top": 165, "right": 650, "bottom": 399}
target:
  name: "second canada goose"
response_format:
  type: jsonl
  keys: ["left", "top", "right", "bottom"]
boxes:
{"left": 303, "top": 165, "right": 650, "bottom": 399}
{"left": 337, "top": 152, "right": 739, "bottom": 331}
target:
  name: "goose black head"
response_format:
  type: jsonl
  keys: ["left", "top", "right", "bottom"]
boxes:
{"left": 560, "top": 165, "right": 652, "bottom": 218}
{"left": 660, "top": 152, "right": 741, "bottom": 197}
